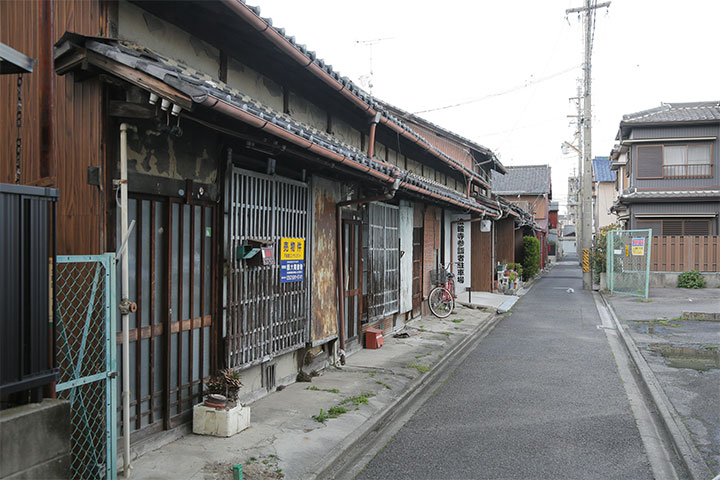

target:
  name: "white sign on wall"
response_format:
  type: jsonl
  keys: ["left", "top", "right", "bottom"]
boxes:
{"left": 452, "top": 216, "right": 472, "bottom": 292}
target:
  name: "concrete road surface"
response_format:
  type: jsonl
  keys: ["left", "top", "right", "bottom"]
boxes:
{"left": 357, "top": 261, "right": 654, "bottom": 480}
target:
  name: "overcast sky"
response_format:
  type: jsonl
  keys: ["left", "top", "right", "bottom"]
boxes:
{"left": 256, "top": 0, "right": 720, "bottom": 212}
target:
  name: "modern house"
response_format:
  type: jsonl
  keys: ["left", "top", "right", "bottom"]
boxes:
{"left": 1, "top": 0, "right": 538, "bottom": 473}
{"left": 610, "top": 101, "right": 720, "bottom": 235}
{"left": 609, "top": 101, "right": 720, "bottom": 277}
{"left": 492, "top": 165, "right": 552, "bottom": 268}
{"left": 592, "top": 156, "right": 617, "bottom": 231}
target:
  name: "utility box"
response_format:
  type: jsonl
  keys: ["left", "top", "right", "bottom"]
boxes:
{"left": 365, "top": 328, "right": 384, "bottom": 349}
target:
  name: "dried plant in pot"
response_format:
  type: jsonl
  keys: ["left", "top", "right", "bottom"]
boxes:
{"left": 204, "top": 368, "right": 243, "bottom": 408}
{"left": 195, "top": 368, "right": 250, "bottom": 437}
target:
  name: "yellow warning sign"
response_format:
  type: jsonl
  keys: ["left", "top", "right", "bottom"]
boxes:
{"left": 582, "top": 248, "right": 590, "bottom": 273}
{"left": 280, "top": 237, "right": 305, "bottom": 261}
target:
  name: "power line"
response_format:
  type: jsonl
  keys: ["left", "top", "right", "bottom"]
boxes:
{"left": 412, "top": 65, "right": 580, "bottom": 115}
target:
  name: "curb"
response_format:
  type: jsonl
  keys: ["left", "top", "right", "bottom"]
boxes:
{"left": 309, "top": 312, "right": 504, "bottom": 480}
{"left": 599, "top": 293, "right": 711, "bottom": 480}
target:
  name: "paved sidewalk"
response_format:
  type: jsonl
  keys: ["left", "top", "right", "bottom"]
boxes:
{"left": 605, "top": 288, "right": 720, "bottom": 477}
{"left": 132, "top": 306, "right": 496, "bottom": 480}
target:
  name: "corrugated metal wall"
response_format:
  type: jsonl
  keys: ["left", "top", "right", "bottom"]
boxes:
{"left": 1, "top": 0, "right": 107, "bottom": 255}
{"left": 311, "top": 176, "right": 339, "bottom": 344}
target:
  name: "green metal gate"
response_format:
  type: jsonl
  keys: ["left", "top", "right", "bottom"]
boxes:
{"left": 56, "top": 254, "right": 117, "bottom": 479}
{"left": 606, "top": 229, "right": 652, "bottom": 299}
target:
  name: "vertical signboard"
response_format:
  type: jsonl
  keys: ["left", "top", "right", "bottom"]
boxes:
{"left": 631, "top": 237, "right": 645, "bottom": 256}
{"left": 280, "top": 237, "right": 305, "bottom": 283}
{"left": 451, "top": 215, "right": 471, "bottom": 293}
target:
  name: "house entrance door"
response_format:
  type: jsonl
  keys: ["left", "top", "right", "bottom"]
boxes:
{"left": 121, "top": 195, "right": 216, "bottom": 440}
{"left": 411, "top": 227, "right": 423, "bottom": 317}
{"left": 342, "top": 220, "right": 363, "bottom": 341}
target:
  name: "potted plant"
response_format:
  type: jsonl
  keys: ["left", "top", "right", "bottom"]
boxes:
{"left": 193, "top": 369, "right": 250, "bottom": 437}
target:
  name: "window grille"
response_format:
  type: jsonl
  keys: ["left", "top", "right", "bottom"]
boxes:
{"left": 363, "top": 202, "right": 400, "bottom": 321}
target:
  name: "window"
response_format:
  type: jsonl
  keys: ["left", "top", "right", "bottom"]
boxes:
{"left": 637, "top": 218, "right": 712, "bottom": 236}
{"left": 362, "top": 202, "right": 400, "bottom": 321}
{"left": 636, "top": 144, "right": 712, "bottom": 179}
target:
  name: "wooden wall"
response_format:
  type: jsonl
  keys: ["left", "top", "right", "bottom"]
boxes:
{"left": 1, "top": 0, "right": 107, "bottom": 254}
{"left": 471, "top": 222, "right": 492, "bottom": 292}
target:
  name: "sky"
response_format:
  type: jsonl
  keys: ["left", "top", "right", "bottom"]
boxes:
{"left": 255, "top": 0, "right": 720, "bottom": 213}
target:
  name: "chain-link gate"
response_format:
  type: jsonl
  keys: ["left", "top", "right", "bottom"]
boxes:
{"left": 606, "top": 229, "right": 652, "bottom": 299}
{"left": 56, "top": 254, "right": 117, "bottom": 480}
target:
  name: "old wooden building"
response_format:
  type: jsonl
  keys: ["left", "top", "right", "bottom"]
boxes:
{"left": 1, "top": 0, "right": 537, "bottom": 461}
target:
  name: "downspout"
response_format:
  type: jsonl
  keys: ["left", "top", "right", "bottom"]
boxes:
{"left": 119, "top": 123, "right": 132, "bottom": 477}
{"left": 367, "top": 112, "right": 381, "bottom": 158}
{"left": 39, "top": 0, "right": 54, "bottom": 182}
{"left": 335, "top": 176, "right": 400, "bottom": 365}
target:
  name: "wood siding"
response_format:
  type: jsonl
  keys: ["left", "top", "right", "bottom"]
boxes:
{"left": 651, "top": 236, "right": 720, "bottom": 272}
{"left": 1, "top": 0, "right": 107, "bottom": 254}
{"left": 471, "top": 222, "right": 492, "bottom": 292}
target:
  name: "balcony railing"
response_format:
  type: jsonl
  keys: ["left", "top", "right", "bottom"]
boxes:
{"left": 663, "top": 163, "right": 712, "bottom": 178}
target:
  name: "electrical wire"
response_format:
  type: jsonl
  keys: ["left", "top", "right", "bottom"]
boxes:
{"left": 412, "top": 65, "right": 579, "bottom": 115}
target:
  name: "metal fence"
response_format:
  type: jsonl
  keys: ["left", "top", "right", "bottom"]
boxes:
{"left": 607, "top": 229, "right": 652, "bottom": 299}
{"left": 56, "top": 254, "right": 117, "bottom": 480}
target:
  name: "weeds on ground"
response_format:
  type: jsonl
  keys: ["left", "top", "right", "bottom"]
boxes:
{"left": 312, "top": 392, "right": 375, "bottom": 423}
{"left": 452, "top": 318, "right": 464, "bottom": 323}
{"left": 376, "top": 379, "right": 392, "bottom": 389}
{"left": 312, "top": 406, "right": 349, "bottom": 423}
{"left": 306, "top": 386, "right": 340, "bottom": 393}
{"left": 406, "top": 363, "right": 430, "bottom": 374}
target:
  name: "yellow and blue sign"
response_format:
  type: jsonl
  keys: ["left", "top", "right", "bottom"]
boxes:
{"left": 280, "top": 237, "right": 305, "bottom": 283}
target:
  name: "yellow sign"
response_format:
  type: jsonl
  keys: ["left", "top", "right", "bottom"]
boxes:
{"left": 625, "top": 245, "right": 629, "bottom": 257}
{"left": 280, "top": 237, "right": 305, "bottom": 260}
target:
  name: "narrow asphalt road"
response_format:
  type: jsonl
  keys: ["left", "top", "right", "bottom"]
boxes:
{"left": 357, "top": 260, "right": 653, "bottom": 480}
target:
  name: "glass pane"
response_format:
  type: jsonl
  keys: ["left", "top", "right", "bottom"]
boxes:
{"left": 688, "top": 145, "right": 710, "bottom": 164}
{"left": 664, "top": 146, "right": 686, "bottom": 165}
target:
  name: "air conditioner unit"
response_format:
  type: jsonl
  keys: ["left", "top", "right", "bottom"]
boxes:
{"left": 480, "top": 219, "right": 491, "bottom": 232}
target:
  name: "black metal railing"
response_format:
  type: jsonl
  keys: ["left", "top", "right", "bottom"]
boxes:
{"left": 0, "top": 183, "right": 58, "bottom": 404}
{"left": 663, "top": 163, "right": 712, "bottom": 178}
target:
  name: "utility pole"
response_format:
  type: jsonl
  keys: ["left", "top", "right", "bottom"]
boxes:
{"left": 566, "top": 0, "right": 610, "bottom": 290}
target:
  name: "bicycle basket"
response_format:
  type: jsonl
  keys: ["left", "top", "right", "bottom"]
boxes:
{"left": 430, "top": 268, "right": 448, "bottom": 286}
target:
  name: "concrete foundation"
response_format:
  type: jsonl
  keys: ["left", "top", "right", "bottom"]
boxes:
{"left": 649, "top": 272, "right": 720, "bottom": 288}
{"left": 0, "top": 399, "right": 70, "bottom": 479}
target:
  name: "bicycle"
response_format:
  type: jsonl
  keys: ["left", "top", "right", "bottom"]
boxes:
{"left": 428, "top": 265, "right": 455, "bottom": 318}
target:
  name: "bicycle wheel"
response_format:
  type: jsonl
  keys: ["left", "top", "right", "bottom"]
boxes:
{"left": 428, "top": 286, "right": 454, "bottom": 318}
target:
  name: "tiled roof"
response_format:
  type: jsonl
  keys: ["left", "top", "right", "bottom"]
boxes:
{"left": 232, "top": 2, "right": 494, "bottom": 186}
{"left": 69, "top": 37, "right": 501, "bottom": 216}
{"left": 592, "top": 156, "right": 616, "bottom": 183}
{"left": 621, "top": 101, "right": 720, "bottom": 124}
{"left": 491, "top": 165, "right": 551, "bottom": 195}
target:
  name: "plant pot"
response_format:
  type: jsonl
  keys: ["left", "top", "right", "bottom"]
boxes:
{"left": 193, "top": 402, "right": 250, "bottom": 437}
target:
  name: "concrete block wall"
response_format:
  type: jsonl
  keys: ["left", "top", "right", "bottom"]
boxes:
{"left": 0, "top": 399, "right": 70, "bottom": 479}
{"left": 649, "top": 272, "right": 720, "bottom": 288}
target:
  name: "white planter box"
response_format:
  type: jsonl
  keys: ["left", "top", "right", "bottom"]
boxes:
{"left": 193, "top": 403, "right": 250, "bottom": 437}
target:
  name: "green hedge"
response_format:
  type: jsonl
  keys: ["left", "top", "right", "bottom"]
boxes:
{"left": 522, "top": 236, "right": 540, "bottom": 281}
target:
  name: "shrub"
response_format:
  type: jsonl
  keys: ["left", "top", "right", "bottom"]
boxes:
{"left": 591, "top": 223, "right": 621, "bottom": 281}
{"left": 678, "top": 270, "right": 705, "bottom": 289}
{"left": 521, "top": 236, "right": 540, "bottom": 280}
